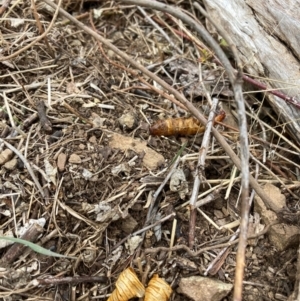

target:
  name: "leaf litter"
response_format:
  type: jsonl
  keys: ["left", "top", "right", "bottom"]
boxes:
{"left": 0, "top": 1, "right": 299, "bottom": 300}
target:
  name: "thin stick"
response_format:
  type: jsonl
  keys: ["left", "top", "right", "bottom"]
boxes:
{"left": 34, "top": 275, "right": 107, "bottom": 286}
{"left": 3, "top": 92, "right": 16, "bottom": 129}
{"left": 137, "top": 6, "right": 183, "bottom": 54}
{"left": 191, "top": 3, "right": 249, "bottom": 298}
{"left": 62, "top": 101, "right": 94, "bottom": 126}
{"left": 188, "top": 98, "right": 218, "bottom": 248}
{"left": 169, "top": 218, "right": 177, "bottom": 258}
{"left": 195, "top": 188, "right": 221, "bottom": 208}
{"left": 147, "top": 156, "right": 181, "bottom": 222}
{"left": 0, "top": 139, "right": 45, "bottom": 198}
{"left": 0, "top": 0, "right": 12, "bottom": 16}
{"left": 31, "top": 0, "right": 54, "bottom": 57}
{"left": 204, "top": 229, "right": 240, "bottom": 276}
{"left": 243, "top": 74, "right": 300, "bottom": 109}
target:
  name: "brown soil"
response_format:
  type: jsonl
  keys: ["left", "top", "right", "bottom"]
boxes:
{"left": 0, "top": 1, "right": 299, "bottom": 301}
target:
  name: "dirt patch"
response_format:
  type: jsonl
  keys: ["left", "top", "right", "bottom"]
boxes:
{"left": 109, "top": 132, "right": 165, "bottom": 170}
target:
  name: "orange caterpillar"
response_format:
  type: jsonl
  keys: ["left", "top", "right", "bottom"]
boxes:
{"left": 149, "top": 110, "right": 226, "bottom": 136}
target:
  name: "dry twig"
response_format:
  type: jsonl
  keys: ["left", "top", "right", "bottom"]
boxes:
{"left": 33, "top": 275, "right": 107, "bottom": 286}
{"left": 188, "top": 98, "right": 218, "bottom": 248}
{"left": 0, "top": 223, "right": 44, "bottom": 266}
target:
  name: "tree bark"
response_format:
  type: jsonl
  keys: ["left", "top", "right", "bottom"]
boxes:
{"left": 203, "top": 0, "right": 300, "bottom": 142}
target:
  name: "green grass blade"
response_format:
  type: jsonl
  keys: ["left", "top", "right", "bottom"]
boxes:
{"left": 0, "top": 236, "right": 76, "bottom": 259}
{"left": 169, "top": 142, "right": 187, "bottom": 167}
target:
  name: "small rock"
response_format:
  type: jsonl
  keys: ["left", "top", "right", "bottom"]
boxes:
{"left": 57, "top": 153, "right": 67, "bottom": 172}
{"left": 89, "top": 136, "right": 97, "bottom": 144}
{"left": 120, "top": 214, "right": 138, "bottom": 234}
{"left": 107, "top": 49, "right": 115, "bottom": 58}
{"left": 4, "top": 158, "right": 17, "bottom": 170}
{"left": 178, "top": 276, "right": 232, "bottom": 301}
{"left": 125, "top": 235, "right": 143, "bottom": 254}
{"left": 82, "top": 168, "right": 93, "bottom": 180}
{"left": 268, "top": 222, "right": 299, "bottom": 251}
{"left": 109, "top": 133, "right": 164, "bottom": 170}
{"left": 118, "top": 112, "right": 137, "bottom": 130}
{"left": 254, "top": 183, "right": 300, "bottom": 251}
{"left": 0, "top": 149, "right": 13, "bottom": 165}
{"left": 79, "top": 143, "right": 85, "bottom": 150}
{"left": 69, "top": 153, "right": 81, "bottom": 164}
